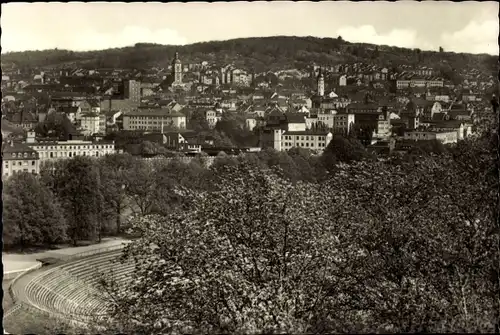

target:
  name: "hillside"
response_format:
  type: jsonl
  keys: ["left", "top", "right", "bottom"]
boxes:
{"left": 1, "top": 36, "right": 497, "bottom": 75}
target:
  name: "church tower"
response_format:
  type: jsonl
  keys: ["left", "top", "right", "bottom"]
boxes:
{"left": 317, "top": 67, "right": 325, "bottom": 97}
{"left": 172, "top": 51, "right": 183, "bottom": 85}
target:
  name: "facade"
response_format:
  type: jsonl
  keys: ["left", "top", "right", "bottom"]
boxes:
{"left": 24, "top": 131, "right": 116, "bottom": 161}
{"left": 80, "top": 113, "right": 100, "bottom": 135}
{"left": 396, "top": 78, "right": 444, "bottom": 89}
{"left": 333, "top": 113, "right": 355, "bottom": 135}
{"left": 403, "top": 130, "right": 458, "bottom": 144}
{"left": 281, "top": 130, "right": 333, "bottom": 151}
{"left": 122, "top": 108, "right": 187, "bottom": 131}
{"left": 205, "top": 110, "right": 220, "bottom": 128}
{"left": 124, "top": 79, "right": 141, "bottom": 103}
{"left": 2, "top": 141, "right": 41, "bottom": 178}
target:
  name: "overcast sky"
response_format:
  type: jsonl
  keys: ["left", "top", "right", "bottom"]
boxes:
{"left": 1, "top": 2, "right": 498, "bottom": 55}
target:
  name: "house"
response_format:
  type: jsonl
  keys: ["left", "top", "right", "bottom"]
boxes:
{"left": 284, "top": 113, "right": 307, "bottom": 131}
{"left": 79, "top": 99, "right": 101, "bottom": 114}
{"left": 79, "top": 112, "right": 101, "bottom": 135}
{"left": 162, "top": 131, "right": 203, "bottom": 153}
{"left": 205, "top": 110, "right": 221, "bottom": 128}
{"left": 245, "top": 116, "right": 258, "bottom": 131}
{"left": 333, "top": 112, "right": 355, "bottom": 135}
{"left": 122, "top": 108, "right": 186, "bottom": 131}
{"left": 2, "top": 140, "right": 41, "bottom": 178}
{"left": 278, "top": 130, "right": 333, "bottom": 152}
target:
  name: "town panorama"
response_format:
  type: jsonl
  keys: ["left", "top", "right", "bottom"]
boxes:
{"left": 2, "top": 3, "right": 499, "bottom": 334}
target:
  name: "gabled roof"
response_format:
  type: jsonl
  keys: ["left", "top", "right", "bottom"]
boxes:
{"left": 285, "top": 112, "right": 306, "bottom": 124}
{"left": 2, "top": 141, "right": 39, "bottom": 158}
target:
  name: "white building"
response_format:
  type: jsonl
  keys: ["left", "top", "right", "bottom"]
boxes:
{"left": 24, "top": 131, "right": 116, "bottom": 162}
{"left": 123, "top": 108, "right": 186, "bottom": 131}
{"left": 403, "top": 130, "right": 458, "bottom": 144}
{"left": 205, "top": 110, "right": 221, "bottom": 129}
{"left": 280, "top": 130, "right": 333, "bottom": 152}
{"left": 80, "top": 113, "right": 100, "bottom": 136}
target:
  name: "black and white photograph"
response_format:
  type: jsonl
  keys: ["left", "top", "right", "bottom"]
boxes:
{"left": 1, "top": 1, "right": 499, "bottom": 334}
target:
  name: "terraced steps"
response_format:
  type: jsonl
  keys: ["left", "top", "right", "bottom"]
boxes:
{"left": 23, "top": 249, "right": 136, "bottom": 321}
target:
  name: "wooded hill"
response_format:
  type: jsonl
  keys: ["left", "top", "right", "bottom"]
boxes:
{"left": 1, "top": 36, "right": 497, "bottom": 75}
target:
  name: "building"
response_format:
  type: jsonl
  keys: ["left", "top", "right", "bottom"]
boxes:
{"left": 259, "top": 128, "right": 332, "bottom": 152}
{"left": 205, "top": 110, "right": 221, "bottom": 128}
{"left": 396, "top": 77, "right": 444, "bottom": 89}
{"left": 172, "top": 52, "right": 183, "bottom": 86}
{"left": 124, "top": 79, "right": 141, "bottom": 103}
{"left": 403, "top": 130, "right": 458, "bottom": 144}
{"left": 333, "top": 112, "right": 355, "bottom": 135}
{"left": 122, "top": 108, "right": 186, "bottom": 131}
{"left": 317, "top": 68, "right": 325, "bottom": 97}
{"left": 79, "top": 113, "right": 101, "bottom": 135}
{"left": 24, "top": 131, "right": 116, "bottom": 161}
{"left": 2, "top": 140, "right": 41, "bottom": 178}
{"left": 281, "top": 130, "right": 333, "bottom": 151}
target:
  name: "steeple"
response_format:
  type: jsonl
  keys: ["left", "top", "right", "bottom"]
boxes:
{"left": 317, "top": 67, "right": 325, "bottom": 97}
{"left": 171, "top": 51, "right": 183, "bottom": 85}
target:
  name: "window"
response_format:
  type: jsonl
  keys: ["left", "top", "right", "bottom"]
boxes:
{"left": 32, "top": 161, "right": 35, "bottom": 166}
{"left": 50, "top": 152, "right": 53, "bottom": 158}
{"left": 12, "top": 153, "right": 16, "bottom": 158}
{"left": 18, "top": 162, "right": 22, "bottom": 166}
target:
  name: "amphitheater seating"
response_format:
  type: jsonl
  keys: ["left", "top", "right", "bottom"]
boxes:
{"left": 24, "top": 250, "right": 135, "bottom": 321}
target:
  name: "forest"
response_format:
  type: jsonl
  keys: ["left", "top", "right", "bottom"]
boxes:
{"left": 2, "top": 36, "right": 496, "bottom": 75}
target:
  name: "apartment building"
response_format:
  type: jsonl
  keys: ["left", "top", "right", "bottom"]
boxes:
{"left": 24, "top": 131, "right": 116, "bottom": 161}
{"left": 2, "top": 140, "right": 40, "bottom": 178}
{"left": 122, "top": 108, "right": 186, "bottom": 131}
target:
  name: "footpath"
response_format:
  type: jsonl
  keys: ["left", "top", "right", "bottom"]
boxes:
{"left": 2, "top": 237, "right": 130, "bottom": 277}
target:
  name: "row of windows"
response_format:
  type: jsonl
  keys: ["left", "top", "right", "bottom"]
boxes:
{"left": 41, "top": 149, "right": 114, "bottom": 158}
{"left": 33, "top": 145, "right": 113, "bottom": 150}
{"left": 283, "top": 142, "right": 326, "bottom": 148}
{"left": 11, "top": 152, "right": 36, "bottom": 158}
{"left": 128, "top": 116, "right": 180, "bottom": 120}
{"left": 283, "top": 135, "right": 327, "bottom": 141}
{"left": 5, "top": 160, "right": 36, "bottom": 167}
{"left": 129, "top": 120, "right": 174, "bottom": 125}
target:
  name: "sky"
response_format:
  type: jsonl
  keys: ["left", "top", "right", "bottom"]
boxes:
{"left": 1, "top": 2, "right": 498, "bottom": 55}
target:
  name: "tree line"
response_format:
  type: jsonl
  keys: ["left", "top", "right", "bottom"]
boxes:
{"left": 2, "top": 130, "right": 470, "bottom": 251}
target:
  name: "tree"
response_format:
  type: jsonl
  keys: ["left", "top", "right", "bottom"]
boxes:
{"left": 44, "top": 156, "right": 103, "bottom": 245}
{"left": 124, "top": 159, "right": 159, "bottom": 216}
{"left": 100, "top": 165, "right": 342, "bottom": 334}
{"left": 98, "top": 153, "right": 135, "bottom": 234}
{"left": 321, "top": 134, "right": 374, "bottom": 171}
{"left": 2, "top": 172, "right": 67, "bottom": 249}
{"left": 439, "top": 46, "right": 444, "bottom": 53}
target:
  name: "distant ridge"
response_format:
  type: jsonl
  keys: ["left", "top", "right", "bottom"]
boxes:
{"left": 1, "top": 36, "right": 496, "bottom": 74}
